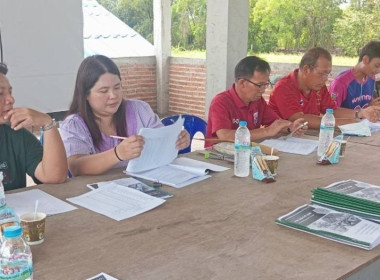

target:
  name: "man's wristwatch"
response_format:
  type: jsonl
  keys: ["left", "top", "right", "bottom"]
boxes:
{"left": 355, "top": 110, "right": 361, "bottom": 122}
{"left": 41, "top": 118, "right": 57, "bottom": 131}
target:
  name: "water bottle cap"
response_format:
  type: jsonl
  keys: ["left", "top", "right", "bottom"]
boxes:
{"left": 3, "top": 225, "right": 22, "bottom": 238}
{"left": 239, "top": 121, "right": 247, "bottom": 126}
{"left": 326, "top": 108, "right": 334, "bottom": 114}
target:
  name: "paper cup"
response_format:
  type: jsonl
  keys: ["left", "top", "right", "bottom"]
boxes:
{"left": 339, "top": 140, "right": 347, "bottom": 157}
{"left": 262, "top": 155, "right": 279, "bottom": 175}
{"left": 20, "top": 212, "right": 46, "bottom": 245}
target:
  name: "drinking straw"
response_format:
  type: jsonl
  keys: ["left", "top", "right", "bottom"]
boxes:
{"left": 34, "top": 200, "right": 39, "bottom": 220}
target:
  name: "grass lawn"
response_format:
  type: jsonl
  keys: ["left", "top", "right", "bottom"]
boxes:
{"left": 171, "top": 49, "right": 357, "bottom": 66}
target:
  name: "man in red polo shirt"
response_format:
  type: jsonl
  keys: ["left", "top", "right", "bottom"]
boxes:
{"left": 268, "top": 47, "right": 380, "bottom": 129}
{"left": 206, "top": 56, "right": 307, "bottom": 147}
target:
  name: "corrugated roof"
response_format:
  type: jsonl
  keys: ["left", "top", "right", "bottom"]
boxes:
{"left": 83, "top": 0, "right": 155, "bottom": 58}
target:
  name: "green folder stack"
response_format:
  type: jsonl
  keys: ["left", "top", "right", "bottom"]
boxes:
{"left": 311, "top": 180, "right": 380, "bottom": 222}
{"left": 275, "top": 204, "right": 380, "bottom": 250}
{"left": 276, "top": 180, "right": 380, "bottom": 250}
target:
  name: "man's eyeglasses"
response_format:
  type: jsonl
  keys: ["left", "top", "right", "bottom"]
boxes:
{"left": 310, "top": 67, "right": 332, "bottom": 78}
{"left": 241, "top": 78, "right": 271, "bottom": 89}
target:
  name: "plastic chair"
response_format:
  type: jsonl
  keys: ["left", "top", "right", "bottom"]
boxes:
{"left": 161, "top": 114, "right": 207, "bottom": 154}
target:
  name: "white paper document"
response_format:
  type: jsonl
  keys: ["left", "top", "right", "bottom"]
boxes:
{"left": 125, "top": 157, "right": 229, "bottom": 188}
{"left": 67, "top": 182, "right": 165, "bottom": 221}
{"left": 338, "top": 121, "right": 371, "bottom": 136}
{"left": 87, "top": 272, "right": 118, "bottom": 280}
{"left": 126, "top": 116, "right": 184, "bottom": 173}
{"left": 87, "top": 177, "right": 173, "bottom": 199}
{"left": 6, "top": 189, "right": 77, "bottom": 216}
{"left": 360, "top": 119, "right": 380, "bottom": 133}
{"left": 261, "top": 137, "right": 318, "bottom": 155}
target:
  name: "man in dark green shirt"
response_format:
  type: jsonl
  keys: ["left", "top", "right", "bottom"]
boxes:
{"left": 0, "top": 64, "right": 68, "bottom": 191}
{"left": 0, "top": 125, "right": 42, "bottom": 190}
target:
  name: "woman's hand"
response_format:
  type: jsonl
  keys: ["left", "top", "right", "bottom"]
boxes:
{"left": 116, "top": 135, "right": 145, "bottom": 161}
{"left": 176, "top": 130, "right": 190, "bottom": 150}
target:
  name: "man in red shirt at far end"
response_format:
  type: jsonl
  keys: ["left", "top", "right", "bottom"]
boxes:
{"left": 205, "top": 56, "right": 307, "bottom": 147}
{"left": 268, "top": 47, "right": 380, "bottom": 129}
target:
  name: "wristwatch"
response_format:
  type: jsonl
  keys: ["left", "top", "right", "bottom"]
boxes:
{"left": 41, "top": 118, "right": 57, "bottom": 131}
{"left": 355, "top": 110, "right": 361, "bottom": 122}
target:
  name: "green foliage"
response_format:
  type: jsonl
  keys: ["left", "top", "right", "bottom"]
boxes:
{"left": 249, "top": 0, "right": 343, "bottom": 51}
{"left": 99, "top": 0, "right": 154, "bottom": 43}
{"left": 250, "top": 0, "right": 307, "bottom": 52}
{"left": 98, "top": 0, "right": 379, "bottom": 57}
{"left": 171, "top": 0, "right": 206, "bottom": 49}
{"left": 334, "top": 0, "right": 380, "bottom": 56}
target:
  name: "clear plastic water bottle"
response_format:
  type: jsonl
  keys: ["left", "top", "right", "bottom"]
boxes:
{"left": 0, "top": 172, "right": 6, "bottom": 209}
{"left": 0, "top": 226, "right": 33, "bottom": 280}
{"left": 317, "top": 108, "right": 335, "bottom": 157}
{"left": 234, "top": 120, "right": 251, "bottom": 177}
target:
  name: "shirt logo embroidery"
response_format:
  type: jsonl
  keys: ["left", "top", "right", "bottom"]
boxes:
{"left": 253, "top": 112, "right": 259, "bottom": 126}
{"left": 299, "top": 99, "right": 304, "bottom": 106}
{"left": 232, "top": 118, "right": 239, "bottom": 125}
{"left": 331, "top": 93, "right": 337, "bottom": 100}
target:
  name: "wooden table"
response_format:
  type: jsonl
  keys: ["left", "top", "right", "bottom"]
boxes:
{"left": 306, "top": 127, "right": 380, "bottom": 147}
{"left": 19, "top": 136, "right": 380, "bottom": 280}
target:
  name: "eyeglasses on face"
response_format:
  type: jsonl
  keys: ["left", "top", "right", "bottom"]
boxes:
{"left": 310, "top": 67, "right": 332, "bottom": 78}
{"left": 241, "top": 78, "right": 271, "bottom": 89}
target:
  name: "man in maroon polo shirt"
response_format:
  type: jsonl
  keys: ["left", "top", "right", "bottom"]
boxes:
{"left": 268, "top": 47, "right": 380, "bottom": 129}
{"left": 206, "top": 56, "right": 307, "bottom": 147}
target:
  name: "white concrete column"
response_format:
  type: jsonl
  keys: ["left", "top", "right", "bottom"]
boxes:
{"left": 153, "top": 0, "right": 171, "bottom": 115}
{"left": 205, "top": 0, "right": 249, "bottom": 119}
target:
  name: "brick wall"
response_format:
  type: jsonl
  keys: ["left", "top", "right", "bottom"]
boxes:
{"left": 169, "top": 57, "right": 206, "bottom": 119}
{"left": 113, "top": 57, "right": 157, "bottom": 112}
{"left": 112, "top": 57, "right": 350, "bottom": 120}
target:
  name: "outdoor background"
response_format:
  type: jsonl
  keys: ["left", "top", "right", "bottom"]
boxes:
{"left": 98, "top": 0, "right": 380, "bottom": 63}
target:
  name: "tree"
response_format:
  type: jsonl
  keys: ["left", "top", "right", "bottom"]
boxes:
{"left": 334, "top": 0, "right": 380, "bottom": 56}
{"left": 171, "top": 0, "right": 207, "bottom": 49}
{"left": 99, "top": 0, "right": 154, "bottom": 44}
{"left": 99, "top": 0, "right": 207, "bottom": 50}
{"left": 249, "top": 0, "right": 344, "bottom": 52}
{"left": 301, "top": 0, "right": 344, "bottom": 49}
{"left": 249, "top": 0, "right": 307, "bottom": 52}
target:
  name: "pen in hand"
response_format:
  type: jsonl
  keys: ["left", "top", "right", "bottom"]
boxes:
{"left": 110, "top": 135, "right": 128, "bottom": 140}
{"left": 283, "top": 121, "right": 308, "bottom": 140}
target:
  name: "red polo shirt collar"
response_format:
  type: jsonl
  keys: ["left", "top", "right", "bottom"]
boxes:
{"left": 227, "top": 84, "right": 249, "bottom": 109}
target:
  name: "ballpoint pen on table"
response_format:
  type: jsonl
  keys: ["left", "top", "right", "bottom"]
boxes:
{"left": 283, "top": 121, "right": 308, "bottom": 140}
{"left": 203, "top": 150, "right": 234, "bottom": 163}
{"left": 131, "top": 176, "right": 162, "bottom": 188}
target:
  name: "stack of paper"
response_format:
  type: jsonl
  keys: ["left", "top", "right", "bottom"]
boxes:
{"left": 6, "top": 189, "right": 77, "bottom": 216}
{"left": 361, "top": 119, "right": 380, "bottom": 133}
{"left": 311, "top": 180, "right": 380, "bottom": 222}
{"left": 338, "top": 121, "right": 371, "bottom": 136}
{"left": 125, "top": 116, "right": 229, "bottom": 188}
{"left": 67, "top": 181, "right": 165, "bottom": 221}
{"left": 126, "top": 157, "right": 229, "bottom": 188}
{"left": 260, "top": 137, "right": 318, "bottom": 155}
{"left": 276, "top": 204, "right": 380, "bottom": 250}
{"left": 87, "top": 272, "right": 118, "bottom": 280}
{"left": 87, "top": 177, "right": 173, "bottom": 199}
